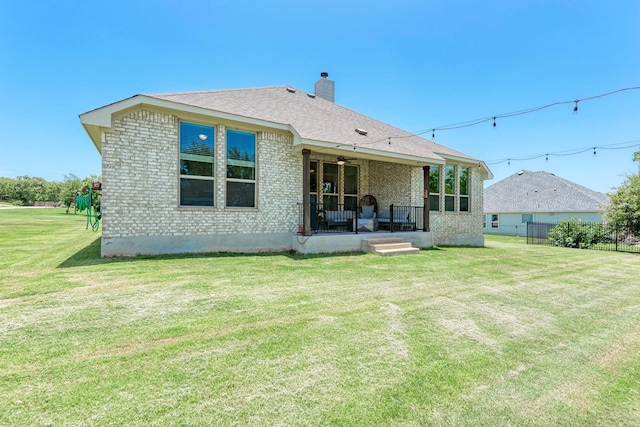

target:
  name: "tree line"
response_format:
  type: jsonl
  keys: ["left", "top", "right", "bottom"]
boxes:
{"left": 0, "top": 174, "right": 101, "bottom": 206}
{"left": 1, "top": 153, "right": 637, "bottom": 235}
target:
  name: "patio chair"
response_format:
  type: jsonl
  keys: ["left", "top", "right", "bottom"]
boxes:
{"left": 357, "top": 195, "right": 378, "bottom": 232}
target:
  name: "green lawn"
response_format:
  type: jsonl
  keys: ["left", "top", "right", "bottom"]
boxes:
{"left": 1, "top": 208, "right": 639, "bottom": 426}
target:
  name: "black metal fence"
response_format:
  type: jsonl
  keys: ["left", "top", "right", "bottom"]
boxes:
{"left": 297, "top": 203, "right": 424, "bottom": 234}
{"left": 527, "top": 221, "right": 640, "bottom": 254}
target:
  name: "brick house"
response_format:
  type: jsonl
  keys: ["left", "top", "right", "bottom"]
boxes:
{"left": 80, "top": 73, "right": 492, "bottom": 256}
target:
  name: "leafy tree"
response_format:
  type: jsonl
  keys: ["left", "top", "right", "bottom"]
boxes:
{"left": 13, "top": 176, "right": 46, "bottom": 204}
{"left": 61, "top": 173, "right": 83, "bottom": 209}
{"left": 605, "top": 151, "right": 640, "bottom": 236}
{"left": 0, "top": 177, "right": 16, "bottom": 201}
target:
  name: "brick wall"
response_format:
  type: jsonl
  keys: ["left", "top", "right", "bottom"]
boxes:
{"left": 369, "top": 161, "right": 413, "bottom": 207}
{"left": 429, "top": 166, "right": 484, "bottom": 245}
{"left": 102, "top": 108, "right": 299, "bottom": 242}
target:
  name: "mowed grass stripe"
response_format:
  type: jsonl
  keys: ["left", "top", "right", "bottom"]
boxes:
{"left": 1, "top": 208, "right": 639, "bottom": 426}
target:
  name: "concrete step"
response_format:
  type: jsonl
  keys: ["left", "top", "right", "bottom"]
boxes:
{"left": 376, "top": 247, "right": 421, "bottom": 256}
{"left": 371, "top": 242, "right": 414, "bottom": 251}
{"left": 362, "top": 237, "right": 420, "bottom": 255}
{"left": 361, "top": 237, "right": 405, "bottom": 252}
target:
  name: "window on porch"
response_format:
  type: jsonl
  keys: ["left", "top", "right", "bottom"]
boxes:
{"left": 459, "top": 167, "right": 469, "bottom": 212}
{"left": 322, "top": 163, "right": 339, "bottom": 210}
{"left": 445, "top": 165, "right": 455, "bottom": 212}
{"left": 429, "top": 165, "right": 440, "bottom": 211}
{"left": 344, "top": 165, "right": 358, "bottom": 210}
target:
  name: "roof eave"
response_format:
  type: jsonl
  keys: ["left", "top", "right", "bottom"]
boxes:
{"left": 437, "top": 153, "right": 493, "bottom": 180}
{"left": 293, "top": 138, "right": 446, "bottom": 166}
{"left": 79, "top": 94, "right": 292, "bottom": 154}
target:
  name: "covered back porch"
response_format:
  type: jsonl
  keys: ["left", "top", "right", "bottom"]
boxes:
{"left": 297, "top": 148, "right": 434, "bottom": 237}
{"left": 297, "top": 202, "right": 426, "bottom": 234}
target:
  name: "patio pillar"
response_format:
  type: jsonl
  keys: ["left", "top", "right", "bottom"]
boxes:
{"left": 423, "top": 165, "right": 430, "bottom": 232}
{"left": 302, "top": 149, "right": 312, "bottom": 236}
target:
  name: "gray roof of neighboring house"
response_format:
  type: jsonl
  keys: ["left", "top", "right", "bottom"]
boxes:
{"left": 484, "top": 170, "right": 609, "bottom": 213}
{"left": 143, "top": 86, "right": 478, "bottom": 163}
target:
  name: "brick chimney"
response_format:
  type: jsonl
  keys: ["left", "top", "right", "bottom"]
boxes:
{"left": 314, "top": 72, "right": 335, "bottom": 102}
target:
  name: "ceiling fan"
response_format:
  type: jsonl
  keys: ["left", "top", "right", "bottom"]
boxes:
{"left": 336, "top": 155, "right": 356, "bottom": 165}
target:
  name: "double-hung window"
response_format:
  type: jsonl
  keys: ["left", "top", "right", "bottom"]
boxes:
{"left": 322, "top": 163, "right": 339, "bottom": 210}
{"left": 226, "top": 130, "right": 256, "bottom": 207}
{"left": 179, "top": 122, "right": 215, "bottom": 207}
{"left": 444, "top": 165, "right": 455, "bottom": 212}
{"left": 429, "top": 165, "right": 440, "bottom": 211}
{"left": 343, "top": 165, "right": 358, "bottom": 210}
{"left": 310, "top": 160, "right": 319, "bottom": 204}
{"left": 459, "top": 167, "right": 469, "bottom": 212}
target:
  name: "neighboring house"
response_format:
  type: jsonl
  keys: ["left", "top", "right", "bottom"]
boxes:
{"left": 80, "top": 73, "right": 493, "bottom": 256}
{"left": 484, "top": 170, "right": 609, "bottom": 236}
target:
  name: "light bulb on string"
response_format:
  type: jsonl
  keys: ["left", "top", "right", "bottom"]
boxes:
{"left": 493, "top": 117, "right": 497, "bottom": 128}
{"left": 573, "top": 100, "right": 579, "bottom": 115}
{"left": 508, "top": 159, "right": 510, "bottom": 166}
{"left": 545, "top": 154, "right": 549, "bottom": 162}
{"left": 593, "top": 147, "right": 596, "bottom": 156}
{"left": 432, "top": 129, "right": 435, "bottom": 139}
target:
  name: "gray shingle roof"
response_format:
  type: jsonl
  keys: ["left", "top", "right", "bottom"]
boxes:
{"left": 484, "top": 170, "right": 609, "bottom": 213}
{"left": 144, "top": 86, "right": 478, "bottom": 163}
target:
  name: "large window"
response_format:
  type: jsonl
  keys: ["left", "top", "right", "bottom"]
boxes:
{"left": 429, "top": 165, "right": 440, "bottom": 211}
{"left": 444, "top": 165, "right": 455, "bottom": 212}
{"left": 226, "top": 130, "right": 256, "bottom": 207}
{"left": 179, "top": 122, "right": 215, "bottom": 207}
{"left": 459, "top": 167, "right": 469, "bottom": 212}
{"left": 322, "top": 163, "right": 339, "bottom": 210}
{"left": 344, "top": 165, "right": 358, "bottom": 210}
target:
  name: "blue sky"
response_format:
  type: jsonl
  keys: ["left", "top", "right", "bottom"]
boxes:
{"left": 1, "top": 1, "right": 638, "bottom": 193}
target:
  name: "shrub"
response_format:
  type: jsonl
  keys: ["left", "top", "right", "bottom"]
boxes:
{"left": 548, "top": 219, "right": 607, "bottom": 249}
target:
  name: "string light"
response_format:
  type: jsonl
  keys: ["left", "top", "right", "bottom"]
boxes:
{"left": 318, "top": 86, "right": 640, "bottom": 164}
{"left": 350, "top": 85, "right": 640, "bottom": 147}
{"left": 485, "top": 140, "right": 640, "bottom": 165}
